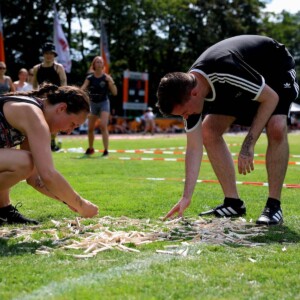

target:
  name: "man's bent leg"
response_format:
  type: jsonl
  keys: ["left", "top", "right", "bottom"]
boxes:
{"left": 202, "top": 115, "right": 239, "bottom": 198}
{"left": 200, "top": 115, "right": 246, "bottom": 217}
{"left": 265, "top": 115, "right": 289, "bottom": 200}
{"left": 256, "top": 115, "right": 288, "bottom": 225}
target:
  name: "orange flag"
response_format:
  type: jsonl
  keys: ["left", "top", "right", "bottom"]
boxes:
{"left": 100, "top": 20, "right": 110, "bottom": 74}
{"left": 0, "top": 10, "right": 5, "bottom": 62}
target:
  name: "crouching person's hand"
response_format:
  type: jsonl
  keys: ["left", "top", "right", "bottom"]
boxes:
{"left": 77, "top": 198, "right": 99, "bottom": 218}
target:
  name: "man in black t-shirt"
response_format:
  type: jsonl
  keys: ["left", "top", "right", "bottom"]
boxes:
{"left": 156, "top": 35, "right": 299, "bottom": 226}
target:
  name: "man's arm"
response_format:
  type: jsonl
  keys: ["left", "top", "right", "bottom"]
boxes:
{"left": 57, "top": 64, "right": 67, "bottom": 86}
{"left": 32, "top": 65, "right": 39, "bottom": 90}
{"left": 164, "top": 122, "right": 203, "bottom": 219}
{"left": 238, "top": 84, "right": 279, "bottom": 174}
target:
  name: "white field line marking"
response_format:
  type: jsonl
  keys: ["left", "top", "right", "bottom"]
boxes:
{"left": 113, "top": 156, "right": 300, "bottom": 166}
{"left": 65, "top": 147, "right": 300, "bottom": 160}
{"left": 13, "top": 254, "right": 177, "bottom": 300}
{"left": 145, "top": 177, "right": 300, "bottom": 188}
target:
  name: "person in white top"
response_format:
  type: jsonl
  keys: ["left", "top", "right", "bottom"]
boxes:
{"left": 13, "top": 68, "right": 33, "bottom": 91}
{"left": 142, "top": 107, "right": 156, "bottom": 135}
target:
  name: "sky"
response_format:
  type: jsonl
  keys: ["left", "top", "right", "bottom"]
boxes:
{"left": 73, "top": 1, "right": 299, "bottom": 31}
{"left": 265, "top": 0, "right": 300, "bottom": 13}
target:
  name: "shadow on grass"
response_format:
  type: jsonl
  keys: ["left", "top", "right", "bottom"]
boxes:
{"left": 0, "top": 238, "right": 53, "bottom": 257}
{"left": 249, "top": 225, "right": 300, "bottom": 244}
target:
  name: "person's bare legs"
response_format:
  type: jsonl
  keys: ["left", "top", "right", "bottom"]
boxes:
{"left": 256, "top": 115, "right": 287, "bottom": 225}
{"left": 0, "top": 149, "right": 39, "bottom": 225}
{"left": 99, "top": 111, "right": 110, "bottom": 152}
{"left": 265, "top": 115, "right": 289, "bottom": 200}
{"left": 202, "top": 115, "right": 239, "bottom": 199}
{"left": 0, "top": 149, "right": 34, "bottom": 208}
{"left": 87, "top": 114, "right": 98, "bottom": 149}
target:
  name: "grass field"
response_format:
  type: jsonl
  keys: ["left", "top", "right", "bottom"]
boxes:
{"left": 1, "top": 132, "right": 300, "bottom": 300}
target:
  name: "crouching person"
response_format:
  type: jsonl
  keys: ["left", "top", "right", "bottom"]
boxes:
{"left": 0, "top": 83, "right": 99, "bottom": 225}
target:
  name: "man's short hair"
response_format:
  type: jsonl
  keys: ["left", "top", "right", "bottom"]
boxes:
{"left": 156, "top": 72, "right": 196, "bottom": 115}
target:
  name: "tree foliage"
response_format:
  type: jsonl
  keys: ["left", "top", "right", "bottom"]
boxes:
{"left": 1, "top": 0, "right": 299, "bottom": 111}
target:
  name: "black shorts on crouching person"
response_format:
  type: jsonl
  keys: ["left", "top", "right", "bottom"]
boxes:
{"left": 203, "top": 68, "right": 299, "bottom": 127}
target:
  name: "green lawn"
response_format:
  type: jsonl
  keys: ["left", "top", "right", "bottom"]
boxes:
{"left": 1, "top": 132, "right": 299, "bottom": 300}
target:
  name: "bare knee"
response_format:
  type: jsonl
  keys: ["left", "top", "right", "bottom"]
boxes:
{"left": 202, "top": 115, "right": 233, "bottom": 147}
{"left": 99, "top": 122, "right": 108, "bottom": 133}
{"left": 17, "top": 151, "right": 34, "bottom": 179}
{"left": 202, "top": 124, "right": 210, "bottom": 147}
{"left": 266, "top": 118, "right": 288, "bottom": 143}
{"left": 202, "top": 122, "right": 218, "bottom": 148}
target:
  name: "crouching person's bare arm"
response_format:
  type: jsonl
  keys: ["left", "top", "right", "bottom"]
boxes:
{"left": 18, "top": 109, "right": 98, "bottom": 218}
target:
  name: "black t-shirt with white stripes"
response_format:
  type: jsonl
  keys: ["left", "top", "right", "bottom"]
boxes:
{"left": 185, "top": 35, "right": 295, "bottom": 131}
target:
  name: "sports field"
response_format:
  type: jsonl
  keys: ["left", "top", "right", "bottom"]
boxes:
{"left": 1, "top": 132, "right": 300, "bottom": 300}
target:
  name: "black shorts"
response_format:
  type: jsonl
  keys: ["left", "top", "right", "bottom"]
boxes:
{"left": 203, "top": 68, "right": 299, "bottom": 127}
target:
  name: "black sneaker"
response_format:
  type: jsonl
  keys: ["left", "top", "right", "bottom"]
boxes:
{"left": 0, "top": 203, "right": 39, "bottom": 226}
{"left": 256, "top": 206, "right": 283, "bottom": 226}
{"left": 51, "top": 145, "right": 61, "bottom": 152}
{"left": 102, "top": 149, "right": 109, "bottom": 157}
{"left": 85, "top": 148, "right": 95, "bottom": 155}
{"left": 199, "top": 199, "right": 246, "bottom": 218}
{"left": 51, "top": 140, "right": 61, "bottom": 152}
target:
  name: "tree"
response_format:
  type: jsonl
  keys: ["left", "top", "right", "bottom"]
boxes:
{"left": 1, "top": 0, "right": 299, "bottom": 111}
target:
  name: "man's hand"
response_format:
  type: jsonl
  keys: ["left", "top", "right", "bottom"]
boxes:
{"left": 238, "top": 149, "right": 254, "bottom": 175}
{"left": 163, "top": 197, "right": 191, "bottom": 220}
{"left": 238, "top": 133, "right": 255, "bottom": 175}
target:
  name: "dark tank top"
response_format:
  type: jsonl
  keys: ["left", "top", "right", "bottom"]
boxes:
{"left": 0, "top": 78, "right": 10, "bottom": 95}
{"left": 36, "top": 64, "right": 61, "bottom": 86}
{"left": 0, "top": 96, "right": 43, "bottom": 148}
{"left": 87, "top": 74, "right": 109, "bottom": 103}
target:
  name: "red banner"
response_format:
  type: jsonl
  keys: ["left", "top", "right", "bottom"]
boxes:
{"left": 53, "top": 5, "right": 72, "bottom": 73}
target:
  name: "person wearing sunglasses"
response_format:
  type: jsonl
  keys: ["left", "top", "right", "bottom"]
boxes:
{"left": 0, "top": 61, "right": 15, "bottom": 94}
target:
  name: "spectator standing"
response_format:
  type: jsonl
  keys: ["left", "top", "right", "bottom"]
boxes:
{"left": 81, "top": 56, "right": 117, "bottom": 156}
{"left": 142, "top": 107, "right": 156, "bottom": 135}
{"left": 0, "top": 61, "right": 15, "bottom": 94}
{"left": 32, "top": 42, "right": 67, "bottom": 151}
{"left": 13, "top": 68, "right": 32, "bottom": 91}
